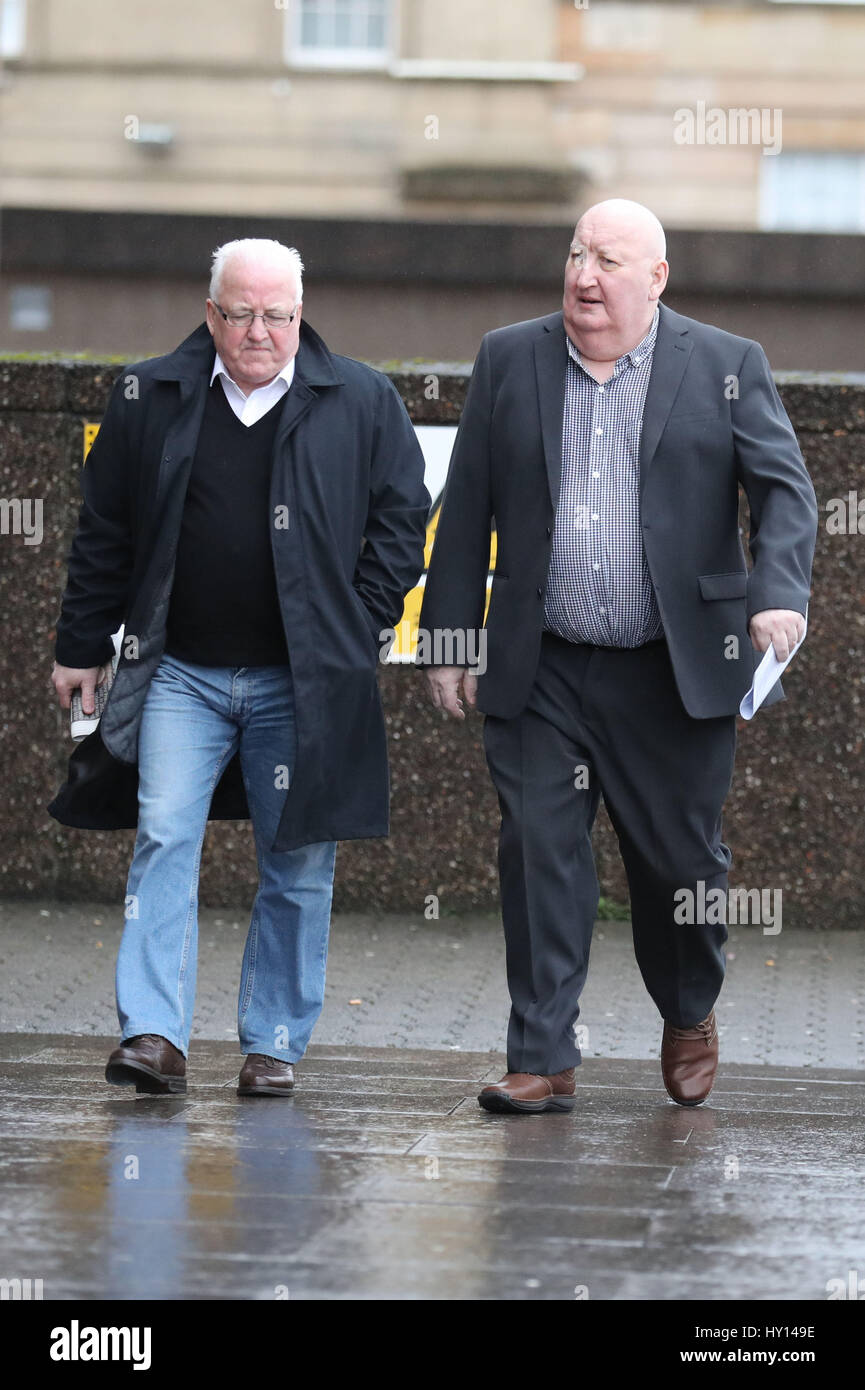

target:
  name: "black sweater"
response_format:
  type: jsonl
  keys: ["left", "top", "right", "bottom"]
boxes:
{"left": 165, "top": 380, "right": 290, "bottom": 666}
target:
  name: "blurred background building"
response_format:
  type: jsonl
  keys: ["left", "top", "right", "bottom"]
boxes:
{"left": 1, "top": 0, "right": 863, "bottom": 364}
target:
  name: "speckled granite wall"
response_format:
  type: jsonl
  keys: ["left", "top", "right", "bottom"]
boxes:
{"left": 1, "top": 358, "right": 863, "bottom": 926}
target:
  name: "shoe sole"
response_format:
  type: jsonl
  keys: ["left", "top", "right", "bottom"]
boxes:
{"left": 478, "top": 1092, "right": 576, "bottom": 1114}
{"left": 664, "top": 1090, "right": 713, "bottom": 1107}
{"left": 105, "top": 1060, "right": 186, "bottom": 1095}
{"left": 236, "top": 1085, "right": 295, "bottom": 1097}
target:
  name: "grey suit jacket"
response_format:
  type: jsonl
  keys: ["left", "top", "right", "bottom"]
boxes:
{"left": 418, "top": 302, "right": 818, "bottom": 719}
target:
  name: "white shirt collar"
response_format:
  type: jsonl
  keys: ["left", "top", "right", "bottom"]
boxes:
{"left": 210, "top": 352, "right": 296, "bottom": 395}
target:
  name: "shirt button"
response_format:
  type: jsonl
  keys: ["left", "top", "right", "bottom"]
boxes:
{"left": 591, "top": 513, "right": 599, "bottom": 521}
{"left": 593, "top": 471, "right": 600, "bottom": 479}
{"left": 595, "top": 427, "right": 603, "bottom": 435}
{"left": 598, "top": 385, "right": 605, "bottom": 393}
{"left": 593, "top": 563, "right": 600, "bottom": 571}
{"left": 546, "top": 526, "right": 552, "bottom": 537}
{"left": 599, "top": 608, "right": 607, "bottom": 615}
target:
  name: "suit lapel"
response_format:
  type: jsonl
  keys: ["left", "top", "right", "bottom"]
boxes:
{"left": 639, "top": 305, "right": 693, "bottom": 499}
{"left": 533, "top": 317, "right": 568, "bottom": 511}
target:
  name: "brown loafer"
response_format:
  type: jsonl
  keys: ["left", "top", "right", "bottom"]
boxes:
{"left": 237, "top": 1054, "right": 296, "bottom": 1097}
{"left": 661, "top": 1010, "right": 719, "bottom": 1106}
{"left": 105, "top": 1033, "right": 187, "bottom": 1094}
{"left": 478, "top": 1067, "right": 577, "bottom": 1114}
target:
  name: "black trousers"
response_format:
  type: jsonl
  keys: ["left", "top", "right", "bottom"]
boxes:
{"left": 483, "top": 632, "right": 737, "bottom": 1075}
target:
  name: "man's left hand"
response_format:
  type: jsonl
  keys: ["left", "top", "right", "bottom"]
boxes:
{"left": 748, "top": 609, "right": 806, "bottom": 662}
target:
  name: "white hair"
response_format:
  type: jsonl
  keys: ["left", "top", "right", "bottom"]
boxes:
{"left": 209, "top": 238, "right": 304, "bottom": 306}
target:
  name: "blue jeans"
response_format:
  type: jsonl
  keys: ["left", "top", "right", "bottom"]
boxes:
{"left": 115, "top": 653, "right": 337, "bottom": 1060}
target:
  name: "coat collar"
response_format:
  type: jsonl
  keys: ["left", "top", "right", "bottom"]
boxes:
{"left": 150, "top": 317, "right": 345, "bottom": 389}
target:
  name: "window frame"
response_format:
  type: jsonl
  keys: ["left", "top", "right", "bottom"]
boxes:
{"left": 759, "top": 150, "right": 865, "bottom": 233}
{"left": 0, "top": 0, "right": 26, "bottom": 59}
{"left": 9, "top": 285, "right": 53, "bottom": 333}
{"left": 285, "top": 0, "right": 393, "bottom": 72}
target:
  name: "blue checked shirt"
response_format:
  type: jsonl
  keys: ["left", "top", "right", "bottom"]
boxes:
{"left": 543, "top": 308, "right": 664, "bottom": 647}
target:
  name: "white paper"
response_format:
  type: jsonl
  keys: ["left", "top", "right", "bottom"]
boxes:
{"left": 739, "top": 609, "right": 807, "bottom": 720}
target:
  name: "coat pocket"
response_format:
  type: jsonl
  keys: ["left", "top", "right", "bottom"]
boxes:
{"left": 350, "top": 588, "right": 383, "bottom": 660}
{"left": 698, "top": 571, "right": 748, "bottom": 601}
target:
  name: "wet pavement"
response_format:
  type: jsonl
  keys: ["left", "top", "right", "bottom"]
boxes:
{"left": 1, "top": 905, "right": 863, "bottom": 1304}
{"left": 1, "top": 1032, "right": 863, "bottom": 1302}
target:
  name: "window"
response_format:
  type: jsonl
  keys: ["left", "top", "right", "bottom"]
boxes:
{"left": 0, "top": 0, "right": 26, "bottom": 58}
{"left": 288, "top": 0, "right": 390, "bottom": 69}
{"left": 759, "top": 152, "right": 865, "bottom": 232}
{"left": 10, "top": 286, "right": 52, "bottom": 332}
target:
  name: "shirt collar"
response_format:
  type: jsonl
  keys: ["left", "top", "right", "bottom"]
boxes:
{"left": 566, "top": 305, "right": 660, "bottom": 372}
{"left": 210, "top": 352, "right": 296, "bottom": 394}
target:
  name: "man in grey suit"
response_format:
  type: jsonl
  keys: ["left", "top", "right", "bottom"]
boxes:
{"left": 419, "top": 199, "right": 817, "bottom": 1113}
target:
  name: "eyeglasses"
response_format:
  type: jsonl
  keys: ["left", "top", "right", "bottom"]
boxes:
{"left": 213, "top": 303, "right": 298, "bottom": 328}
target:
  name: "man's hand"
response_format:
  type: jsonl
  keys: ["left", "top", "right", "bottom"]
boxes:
{"left": 424, "top": 666, "right": 478, "bottom": 721}
{"left": 51, "top": 662, "right": 109, "bottom": 714}
{"left": 748, "top": 609, "right": 806, "bottom": 663}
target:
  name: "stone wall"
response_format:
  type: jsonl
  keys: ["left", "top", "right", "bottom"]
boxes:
{"left": 0, "top": 356, "right": 863, "bottom": 926}
{"left": 3, "top": 210, "right": 865, "bottom": 367}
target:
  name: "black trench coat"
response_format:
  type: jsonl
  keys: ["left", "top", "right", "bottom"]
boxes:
{"left": 48, "top": 320, "right": 429, "bottom": 850}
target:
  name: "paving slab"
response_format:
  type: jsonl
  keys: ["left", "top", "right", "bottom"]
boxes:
{"left": 1, "top": 904, "right": 864, "bottom": 1068}
{"left": 0, "top": 1035, "right": 862, "bottom": 1303}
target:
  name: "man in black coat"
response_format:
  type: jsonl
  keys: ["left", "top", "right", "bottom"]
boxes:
{"left": 420, "top": 199, "right": 817, "bottom": 1113}
{"left": 50, "top": 237, "right": 429, "bottom": 1097}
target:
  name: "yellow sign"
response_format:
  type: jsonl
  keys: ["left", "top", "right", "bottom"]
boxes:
{"left": 390, "top": 505, "right": 494, "bottom": 660}
{"left": 83, "top": 422, "right": 100, "bottom": 461}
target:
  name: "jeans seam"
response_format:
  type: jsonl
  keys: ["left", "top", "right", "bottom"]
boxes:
{"left": 237, "top": 748, "right": 272, "bottom": 1025}
{"left": 238, "top": 832, "right": 264, "bottom": 1025}
{"left": 175, "top": 734, "right": 237, "bottom": 1038}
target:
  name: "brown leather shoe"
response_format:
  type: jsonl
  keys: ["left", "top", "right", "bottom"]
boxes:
{"left": 661, "top": 1010, "right": 719, "bottom": 1106}
{"left": 105, "top": 1034, "right": 187, "bottom": 1094}
{"left": 478, "top": 1068, "right": 577, "bottom": 1114}
{"left": 237, "top": 1054, "right": 296, "bottom": 1097}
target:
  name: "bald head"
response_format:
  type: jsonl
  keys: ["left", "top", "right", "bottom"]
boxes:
{"left": 577, "top": 199, "right": 666, "bottom": 261}
{"left": 563, "top": 198, "right": 669, "bottom": 364}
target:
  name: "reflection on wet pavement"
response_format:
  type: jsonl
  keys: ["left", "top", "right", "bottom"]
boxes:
{"left": 0, "top": 1034, "right": 862, "bottom": 1300}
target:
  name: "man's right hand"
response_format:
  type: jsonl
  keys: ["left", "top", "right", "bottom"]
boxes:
{"left": 424, "top": 666, "right": 478, "bottom": 721}
{"left": 52, "top": 663, "right": 109, "bottom": 714}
